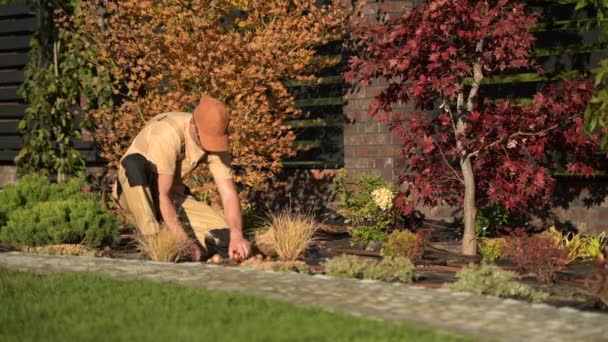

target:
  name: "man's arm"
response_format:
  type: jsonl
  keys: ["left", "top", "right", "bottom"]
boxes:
{"left": 157, "top": 174, "right": 202, "bottom": 260}
{"left": 215, "top": 177, "right": 250, "bottom": 260}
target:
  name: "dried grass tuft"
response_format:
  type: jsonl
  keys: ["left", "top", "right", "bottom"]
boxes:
{"left": 135, "top": 227, "right": 191, "bottom": 262}
{"left": 254, "top": 209, "right": 317, "bottom": 261}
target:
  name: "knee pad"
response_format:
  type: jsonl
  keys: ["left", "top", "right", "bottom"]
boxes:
{"left": 121, "top": 154, "right": 152, "bottom": 187}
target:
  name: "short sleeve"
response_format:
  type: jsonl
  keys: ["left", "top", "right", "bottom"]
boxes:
{"left": 207, "top": 152, "right": 233, "bottom": 180}
{"left": 146, "top": 122, "right": 181, "bottom": 175}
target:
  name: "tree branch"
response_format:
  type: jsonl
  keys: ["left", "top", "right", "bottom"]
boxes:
{"left": 469, "top": 119, "right": 570, "bottom": 158}
{"left": 466, "top": 40, "right": 484, "bottom": 113}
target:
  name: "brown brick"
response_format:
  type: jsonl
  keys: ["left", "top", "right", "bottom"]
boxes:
{"left": 364, "top": 121, "right": 380, "bottom": 133}
{"left": 348, "top": 134, "right": 367, "bottom": 146}
{"left": 344, "top": 146, "right": 355, "bottom": 158}
{"left": 343, "top": 125, "right": 357, "bottom": 135}
{"left": 366, "top": 133, "right": 390, "bottom": 145}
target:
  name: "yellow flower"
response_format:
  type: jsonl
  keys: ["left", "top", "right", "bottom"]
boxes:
{"left": 371, "top": 187, "right": 394, "bottom": 211}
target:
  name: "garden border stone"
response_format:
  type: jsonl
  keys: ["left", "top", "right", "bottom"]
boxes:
{"left": 1, "top": 251, "right": 607, "bottom": 341}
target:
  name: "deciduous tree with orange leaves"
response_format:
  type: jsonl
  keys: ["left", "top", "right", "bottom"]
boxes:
{"left": 68, "top": 0, "right": 348, "bottom": 195}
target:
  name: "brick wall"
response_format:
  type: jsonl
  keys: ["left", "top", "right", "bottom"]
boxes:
{"left": 343, "top": 0, "right": 416, "bottom": 183}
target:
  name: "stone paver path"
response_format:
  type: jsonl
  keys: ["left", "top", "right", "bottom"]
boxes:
{"left": 1, "top": 251, "right": 607, "bottom": 341}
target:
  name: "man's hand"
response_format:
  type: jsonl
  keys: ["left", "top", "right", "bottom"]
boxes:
{"left": 229, "top": 233, "right": 251, "bottom": 261}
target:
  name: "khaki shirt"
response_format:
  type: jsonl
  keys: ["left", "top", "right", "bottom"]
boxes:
{"left": 123, "top": 112, "right": 232, "bottom": 187}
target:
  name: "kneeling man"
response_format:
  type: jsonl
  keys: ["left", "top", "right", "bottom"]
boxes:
{"left": 113, "top": 95, "right": 250, "bottom": 261}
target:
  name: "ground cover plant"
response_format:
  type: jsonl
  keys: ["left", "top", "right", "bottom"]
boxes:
{"left": 346, "top": 0, "right": 601, "bottom": 256}
{"left": 0, "top": 175, "right": 119, "bottom": 249}
{"left": 324, "top": 255, "right": 417, "bottom": 283}
{"left": 446, "top": 263, "right": 546, "bottom": 302}
{"left": 0, "top": 268, "right": 469, "bottom": 342}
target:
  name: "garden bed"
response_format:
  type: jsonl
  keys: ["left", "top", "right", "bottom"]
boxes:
{"left": 22, "top": 218, "right": 601, "bottom": 314}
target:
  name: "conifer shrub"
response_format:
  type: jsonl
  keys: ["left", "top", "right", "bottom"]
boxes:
{"left": 446, "top": 263, "right": 546, "bottom": 302}
{"left": 0, "top": 175, "right": 119, "bottom": 249}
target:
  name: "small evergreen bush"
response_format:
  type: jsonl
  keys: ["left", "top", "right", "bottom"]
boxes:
{"left": 380, "top": 230, "right": 424, "bottom": 261}
{"left": 0, "top": 175, "right": 118, "bottom": 248}
{"left": 446, "top": 263, "right": 546, "bottom": 302}
{"left": 324, "top": 255, "right": 416, "bottom": 283}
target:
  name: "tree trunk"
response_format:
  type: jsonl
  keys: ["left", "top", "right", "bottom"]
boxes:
{"left": 460, "top": 155, "right": 477, "bottom": 255}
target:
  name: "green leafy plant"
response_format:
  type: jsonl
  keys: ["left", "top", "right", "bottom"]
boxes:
{"left": 478, "top": 238, "right": 505, "bottom": 263}
{"left": 324, "top": 255, "right": 416, "bottom": 283}
{"left": 334, "top": 169, "right": 399, "bottom": 247}
{"left": 380, "top": 230, "right": 424, "bottom": 262}
{"left": 542, "top": 226, "right": 582, "bottom": 263}
{"left": 581, "top": 232, "right": 607, "bottom": 262}
{"left": 17, "top": 0, "right": 113, "bottom": 179}
{"left": 475, "top": 205, "right": 509, "bottom": 237}
{"left": 446, "top": 263, "right": 546, "bottom": 302}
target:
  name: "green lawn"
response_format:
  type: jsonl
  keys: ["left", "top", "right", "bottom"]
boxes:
{"left": 0, "top": 268, "right": 469, "bottom": 342}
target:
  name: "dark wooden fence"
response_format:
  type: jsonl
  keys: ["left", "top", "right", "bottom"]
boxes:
{"left": 0, "top": 2, "right": 36, "bottom": 165}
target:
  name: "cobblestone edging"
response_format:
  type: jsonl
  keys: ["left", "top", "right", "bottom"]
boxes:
{"left": 1, "top": 251, "right": 607, "bottom": 341}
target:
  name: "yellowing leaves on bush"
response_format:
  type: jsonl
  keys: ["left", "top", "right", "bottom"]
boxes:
{"left": 68, "top": 0, "right": 349, "bottom": 195}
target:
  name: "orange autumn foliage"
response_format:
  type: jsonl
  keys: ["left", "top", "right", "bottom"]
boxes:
{"left": 72, "top": 0, "right": 348, "bottom": 193}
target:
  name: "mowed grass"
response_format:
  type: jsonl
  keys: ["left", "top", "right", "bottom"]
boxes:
{"left": 0, "top": 267, "right": 470, "bottom": 342}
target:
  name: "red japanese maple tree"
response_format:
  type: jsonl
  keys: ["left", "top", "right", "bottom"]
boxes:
{"left": 345, "top": 0, "right": 601, "bottom": 255}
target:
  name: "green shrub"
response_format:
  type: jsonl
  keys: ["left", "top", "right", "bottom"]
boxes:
{"left": 324, "top": 255, "right": 417, "bottom": 283}
{"left": 0, "top": 198, "right": 119, "bottom": 248}
{"left": 380, "top": 230, "right": 424, "bottom": 261}
{"left": 475, "top": 204, "right": 509, "bottom": 237}
{"left": 478, "top": 238, "right": 505, "bottom": 262}
{"left": 333, "top": 169, "right": 398, "bottom": 247}
{"left": 0, "top": 175, "right": 90, "bottom": 227}
{"left": 446, "top": 263, "right": 546, "bottom": 302}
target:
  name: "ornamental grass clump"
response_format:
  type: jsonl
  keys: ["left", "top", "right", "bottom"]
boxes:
{"left": 446, "top": 263, "right": 546, "bottom": 302}
{"left": 381, "top": 230, "right": 424, "bottom": 262}
{"left": 254, "top": 209, "right": 317, "bottom": 261}
{"left": 135, "top": 228, "right": 191, "bottom": 263}
{"left": 324, "top": 255, "right": 416, "bottom": 283}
